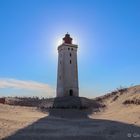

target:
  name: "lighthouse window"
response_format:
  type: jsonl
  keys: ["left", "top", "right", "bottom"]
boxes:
{"left": 71, "top": 48, "right": 73, "bottom": 51}
{"left": 70, "top": 60, "right": 71, "bottom": 64}
{"left": 68, "top": 48, "right": 70, "bottom": 50}
{"left": 70, "top": 53, "right": 71, "bottom": 57}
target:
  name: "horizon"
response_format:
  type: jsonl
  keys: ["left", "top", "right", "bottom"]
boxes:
{"left": 0, "top": 0, "right": 140, "bottom": 98}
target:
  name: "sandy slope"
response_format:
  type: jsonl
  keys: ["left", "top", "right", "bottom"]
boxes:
{"left": 0, "top": 86, "right": 140, "bottom": 140}
{"left": 0, "top": 104, "right": 47, "bottom": 139}
{"left": 92, "top": 102, "right": 140, "bottom": 125}
{"left": 93, "top": 85, "right": 140, "bottom": 125}
{"left": 0, "top": 103, "right": 140, "bottom": 140}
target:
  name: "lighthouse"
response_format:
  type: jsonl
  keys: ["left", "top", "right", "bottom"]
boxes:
{"left": 56, "top": 33, "right": 79, "bottom": 97}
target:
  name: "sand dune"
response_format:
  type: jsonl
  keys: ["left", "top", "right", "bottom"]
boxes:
{"left": 0, "top": 104, "right": 47, "bottom": 139}
{"left": 93, "top": 85, "right": 140, "bottom": 125}
{"left": 0, "top": 104, "right": 139, "bottom": 140}
{"left": 0, "top": 85, "right": 140, "bottom": 140}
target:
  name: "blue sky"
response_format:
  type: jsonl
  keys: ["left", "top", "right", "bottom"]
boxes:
{"left": 0, "top": 0, "right": 140, "bottom": 97}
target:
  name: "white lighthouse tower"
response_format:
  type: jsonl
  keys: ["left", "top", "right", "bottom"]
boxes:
{"left": 57, "top": 33, "right": 79, "bottom": 97}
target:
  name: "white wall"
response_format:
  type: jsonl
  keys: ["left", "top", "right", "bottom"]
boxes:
{"left": 57, "top": 43, "right": 79, "bottom": 97}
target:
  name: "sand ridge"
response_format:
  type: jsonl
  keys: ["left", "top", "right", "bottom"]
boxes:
{"left": 0, "top": 85, "right": 140, "bottom": 140}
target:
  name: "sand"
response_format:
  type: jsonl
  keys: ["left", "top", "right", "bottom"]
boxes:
{"left": 0, "top": 103, "right": 140, "bottom": 140}
{"left": 0, "top": 86, "right": 140, "bottom": 140}
{"left": 93, "top": 85, "right": 140, "bottom": 125}
{"left": 0, "top": 104, "right": 46, "bottom": 140}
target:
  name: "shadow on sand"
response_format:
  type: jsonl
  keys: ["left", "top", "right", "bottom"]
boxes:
{"left": 3, "top": 97, "right": 140, "bottom": 140}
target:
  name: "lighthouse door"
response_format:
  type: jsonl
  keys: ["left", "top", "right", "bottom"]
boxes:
{"left": 69, "top": 89, "right": 73, "bottom": 96}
